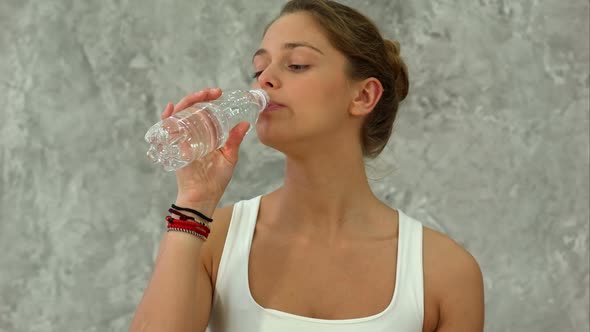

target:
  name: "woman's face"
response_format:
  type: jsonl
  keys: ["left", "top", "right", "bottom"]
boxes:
{"left": 251, "top": 12, "right": 359, "bottom": 156}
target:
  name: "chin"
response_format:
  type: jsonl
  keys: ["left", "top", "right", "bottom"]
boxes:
{"left": 255, "top": 123, "right": 296, "bottom": 155}
{"left": 256, "top": 126, "right": 284, "bottom": 149}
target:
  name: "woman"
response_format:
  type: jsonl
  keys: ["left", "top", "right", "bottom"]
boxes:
{"left": 130, "top": 1, "right": 484, "bottom": 331}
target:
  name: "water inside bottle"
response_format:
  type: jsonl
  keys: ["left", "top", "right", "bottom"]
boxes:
{"left": 145, "top": 89, "right": 267, "bottom": 171}
{"left": 145, "top": 108, "right": 221, "bottom": 171}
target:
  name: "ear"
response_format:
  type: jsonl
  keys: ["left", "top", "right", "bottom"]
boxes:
{"left": 349, "top": 78, "right": 383, "bottom": 117}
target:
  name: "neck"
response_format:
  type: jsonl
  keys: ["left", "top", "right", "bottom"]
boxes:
{"left": 267, "top": 147, "right": 385, "bottom": 243}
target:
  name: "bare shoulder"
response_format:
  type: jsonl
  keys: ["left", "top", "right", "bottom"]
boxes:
{"left": 200, "top": 204, "right": 235, "bottom": 285}
{"left": 423, "top": 226, "right": 483, "bottom": 291}
{"left": 422, "top": 226, "right": 485, "bottom": 331}
{"left": 423, "top": 226, "right": 482, "bottom": 274}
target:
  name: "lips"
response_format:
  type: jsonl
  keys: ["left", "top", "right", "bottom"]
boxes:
{"left": 264, "top": 102, "right": 285, "bottom": 112}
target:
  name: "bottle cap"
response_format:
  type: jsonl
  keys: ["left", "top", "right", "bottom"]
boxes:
{"left": 250, "top": 89, "right": 270, "bottom": 112}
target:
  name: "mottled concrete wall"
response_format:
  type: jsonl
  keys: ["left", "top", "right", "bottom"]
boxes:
{"left": 0, "top": 0, "right": 588, "bottom": 331}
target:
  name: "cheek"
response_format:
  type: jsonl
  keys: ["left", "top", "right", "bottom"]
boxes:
{"left": 296, "top": 72, "right": 349, "bottom": 113}
{"left": 309, "top": 76, "right": 351, "bottom": 121}
{"left": 294, "top": 84, "right": 350, "bottom": 135}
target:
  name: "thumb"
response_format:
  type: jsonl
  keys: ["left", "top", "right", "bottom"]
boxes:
{"left": 220, "top": 122, "right": 251, "bottom": 164}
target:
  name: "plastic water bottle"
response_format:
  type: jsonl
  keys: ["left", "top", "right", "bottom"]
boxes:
{"left": 144, "top": 89, "right": 269, "bottom": 171}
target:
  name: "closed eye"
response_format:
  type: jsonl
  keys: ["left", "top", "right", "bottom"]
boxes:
{"left": 252, "top": 65, "right": 309, "bottom": 79}
{"left": 289, "top": 64, "right": 309, "bottom": 71}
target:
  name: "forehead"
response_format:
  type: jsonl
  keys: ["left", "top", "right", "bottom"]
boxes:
{"left": 261, "top": 12, "right": 331, "bottom": 51}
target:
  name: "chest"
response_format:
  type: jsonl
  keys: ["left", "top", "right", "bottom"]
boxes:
{"left": 247, "top": 228, "right": 398, "bottom": 320}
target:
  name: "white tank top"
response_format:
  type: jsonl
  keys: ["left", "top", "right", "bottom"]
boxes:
{"left": 206, "top": 195, "right": 424, "bottom": 332}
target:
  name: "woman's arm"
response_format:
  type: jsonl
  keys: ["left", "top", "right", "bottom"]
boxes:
{"left": 430, "top": 233, "right": 485, "bottom": 332}
{"left": 130, "top": 87, "right": 250, "bottom": 331}
{"left": 129, "top": 202, "right": 216, "bottom": 332}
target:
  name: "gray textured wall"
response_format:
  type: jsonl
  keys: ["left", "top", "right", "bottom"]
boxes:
{"left": 0, "top": 0, "right": 588, "bottom": 331}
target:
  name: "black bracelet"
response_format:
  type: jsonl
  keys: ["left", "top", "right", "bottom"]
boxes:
{"left": 171, "top": 204, "right": 214, "bottom": 222}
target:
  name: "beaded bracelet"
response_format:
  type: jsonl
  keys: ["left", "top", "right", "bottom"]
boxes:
{"left": 166, "top": 216, "right": 210, "bottom": 235}
{"left": 168, "top": 208, "right": 196, "bottom": 221}
{"left": 173, "top": 222, "right": 208, "bottom": 237}
{"left": 166, "top": 221, "right": 209, "bottom": 239}
{"left": 167, "top": 227, "right": 207, "bottom": 241}
{"left": 166, "top": 215, "right": 210, "bottom": 231}
{"left": 166, "top": 216, "right": 210, "bottom": 241}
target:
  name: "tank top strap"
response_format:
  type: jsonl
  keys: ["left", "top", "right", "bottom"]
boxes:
{"left": 396, "top": 209, "right": 425, "bottom": 323}
{"left": 229, "top": 195, "right": 261, "bottom": 251}
{"left": 214, "top": 195, "right": 261, "bottom": 298}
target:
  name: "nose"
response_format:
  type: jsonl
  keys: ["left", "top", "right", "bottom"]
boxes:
{"left": 256, "top": 66, "right": 281, "bottom": 90}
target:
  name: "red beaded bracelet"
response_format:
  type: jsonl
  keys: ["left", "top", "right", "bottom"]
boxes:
{"left": 168, "top": 208, "right": 196, "bottom": 221}
{"left": 166, "top": 215, "right": 209, "bottom": 229}
{"left": 167, "top": 222, "right": 209, "bottom": 239}
{"left": 166, "top": 216, "right": 210, "bottom": 238}
{"left": 170, "top": 223, "right": 209, "bottom": 237}
{"left": 166, "top": 216, "right": 210, "bottom": 234}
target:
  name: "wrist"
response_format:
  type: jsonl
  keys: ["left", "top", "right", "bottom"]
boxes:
{"left": 174, "top": 197, "right": 217, "bottom": 218}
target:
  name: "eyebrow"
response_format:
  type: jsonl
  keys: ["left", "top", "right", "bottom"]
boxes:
{"left": 252, "top": 42, "right": 325, "bottom": 63}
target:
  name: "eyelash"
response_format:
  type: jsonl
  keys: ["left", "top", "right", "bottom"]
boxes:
{"left": 252, "top": 65, "right": 309, "bottom": 79}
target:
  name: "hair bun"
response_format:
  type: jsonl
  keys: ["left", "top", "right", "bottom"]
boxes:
{"left": 384, "top": 39, "right": 401, "bottom": 56}
{"left": 383, "top": 38, "right": 409, "bottom": 102}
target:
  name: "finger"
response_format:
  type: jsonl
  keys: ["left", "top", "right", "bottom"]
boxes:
{"left": 161, "top": 102, "right": 174, "bottom": 120}
{"left": 173, "top": 88, "right": 223, "bottom": 114}
{"left": 220, "top": 121, "right": 251, "bottom": 164}
{"left": 205, "top": 87, "right": 222, "bottom": 100}
{"left": 174, "top": 90, "right": 207, "bottom": 114}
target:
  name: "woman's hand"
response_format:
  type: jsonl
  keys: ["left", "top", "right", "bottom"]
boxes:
{"left": 161, "top": 88, "right": 250, "bottom": 215}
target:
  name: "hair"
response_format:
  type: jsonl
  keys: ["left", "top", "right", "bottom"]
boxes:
{"left": 265, "top": 0, "right": 410, "bottom": 159}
